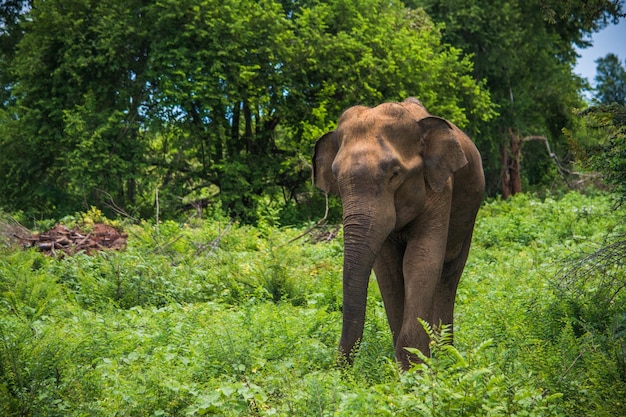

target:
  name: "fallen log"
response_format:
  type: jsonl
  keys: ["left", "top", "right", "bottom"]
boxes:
{"left": 18, "top": 223, "right": 127, "bottom": 255}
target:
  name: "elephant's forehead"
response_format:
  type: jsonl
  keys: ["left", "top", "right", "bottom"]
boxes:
{"left": 333, "top": 122, "right": 423, "bottom": 180}
{"left": 337, "top": 113, "right": 378, "bottom": 139}
{"left": 333, "top": 139, "right": 404, "bottom": 179}
{"left": 336, "top": 118, "right": 420, "bottom": 158}
{"left": 337, "top": 138, "right": 391, "bottom": 159}
{"left": 338, "top": 113, "right": 415, "bottom": 142}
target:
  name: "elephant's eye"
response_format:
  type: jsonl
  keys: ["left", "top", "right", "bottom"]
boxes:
{"left": 390, "top": 167, "right": 402, "bottom": 181}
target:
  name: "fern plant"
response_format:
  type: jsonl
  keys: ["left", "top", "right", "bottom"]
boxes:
{"left": 336, "top": 320, "right": 563, "bottom": 417}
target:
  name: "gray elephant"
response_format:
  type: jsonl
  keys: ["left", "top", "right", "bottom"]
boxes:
{"left": 313, "top": 98, "right": 484, "bottom": 370}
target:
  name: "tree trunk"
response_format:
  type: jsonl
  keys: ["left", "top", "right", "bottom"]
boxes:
{"left": 500, "top": 128, "right": 522, "bottom": 198}
{"left": 243, "top": 99, "right": 254, "bottom": 153}
{"left": 231, "top": 101, "right": 241, "bottom": 154}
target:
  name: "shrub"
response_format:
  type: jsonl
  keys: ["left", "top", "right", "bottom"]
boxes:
{"left": 1, "top": 192, "right": 624, "bottom": 416}
{"left": 335, "top": 321, "right": 563, "bottom": 416}
{"left": 529, "top": 231, "right": 626, "bottom": 416}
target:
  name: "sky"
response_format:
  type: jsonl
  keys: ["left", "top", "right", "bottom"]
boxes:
{"left": 574, "top": 17, "right": 626, "bottom": 86}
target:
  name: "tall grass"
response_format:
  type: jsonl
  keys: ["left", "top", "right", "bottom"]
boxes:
{"left": 0, "top": 192, "right": 624, "bottom": 416}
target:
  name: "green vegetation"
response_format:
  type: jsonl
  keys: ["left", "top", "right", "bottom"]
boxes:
{"left": 0, "top": 0, "right": 494, "bottom": 221}
{"left": 595, "top": 53, "right": 626, "bottom": 105}
{"left": 1, "top": 192, "right": 625, "bottom": 416}
{"left": 0, "top": 1, "right": 624, "bottom": 221}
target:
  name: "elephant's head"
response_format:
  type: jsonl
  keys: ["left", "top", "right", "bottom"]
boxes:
{"left": 312, "top": 100, "right": 468, "bottom": 362}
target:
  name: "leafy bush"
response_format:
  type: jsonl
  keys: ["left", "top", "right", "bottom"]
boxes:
{"left": 0, "top": 192, "right": 625, "bottom": 416}
{"left": 528, "top": 231, "right": 626, "bottom": 416}
{"left": 336, "top": 322, "right": 562, "bottom": 416}
{"left": 580, "top": 103, "right": 626, "bottom": 204}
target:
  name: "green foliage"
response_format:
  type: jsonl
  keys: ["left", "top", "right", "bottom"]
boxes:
{"left": 529, "top": 229, "right": 626, "bottom": 416}
{"left": 579, "top": 103, "right": 626, "bottom": 202}
{"left": 0, "top": 0, "right": 622, "bottom": 220}
{"left": 1, "top": 192, "right": 625, "bottom": 415}
{"left": 420, "top": 0, "right": 623, "bottom": 195}
{"left": 0, "top": 0, "right": 493, "bottom": 222}
{"left": 465, "top": 192, "right": 625, "bottom": 417}
{"left": 595, "top": 53, "right": 626, "bottom": 105}
{"left": 326, "top": 321, "right": 562, "bottom": 416}
{"left": 0, "top": 0, "right": 150, "bottom": 217}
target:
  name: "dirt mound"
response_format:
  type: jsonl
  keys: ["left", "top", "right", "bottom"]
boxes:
{"left": 19, "top": 223, "right": 127, "bottom": 255}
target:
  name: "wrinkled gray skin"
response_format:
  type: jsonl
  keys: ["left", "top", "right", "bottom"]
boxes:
{"left": 313, "top": 98, "right": 484, "bottom": 370}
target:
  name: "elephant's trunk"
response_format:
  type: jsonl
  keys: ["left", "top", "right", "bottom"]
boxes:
{"left": 339, "top": 205, "right": 394, "bottom": 363}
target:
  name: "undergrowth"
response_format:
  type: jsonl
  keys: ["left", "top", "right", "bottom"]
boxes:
{"left": 0, "top": 192, "right": 624, "bottom": 416}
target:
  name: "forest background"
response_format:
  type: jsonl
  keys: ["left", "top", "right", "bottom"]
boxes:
{"left": 0, "top": 0, "right": 625, "bottom": 223}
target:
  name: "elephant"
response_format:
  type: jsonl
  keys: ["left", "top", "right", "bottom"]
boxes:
{"left": 313, "top": 98, "right": 484, "bottom": 370}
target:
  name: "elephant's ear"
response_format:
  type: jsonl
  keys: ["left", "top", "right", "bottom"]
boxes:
{"left": 418, "top": 117, "right": 468, "bottom": 193}
{"left": 313, "top": 131, "right": 340, "bottom": 195}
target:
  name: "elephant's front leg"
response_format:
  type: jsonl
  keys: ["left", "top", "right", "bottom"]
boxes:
{"left": 373, "top": 235, "right": 407, "bottom": 346}
{"left": 396, "top": 236, "right": 447, "bottom": 368}
{"left": 434, "top": 230, "right": 475, "bottom": 329}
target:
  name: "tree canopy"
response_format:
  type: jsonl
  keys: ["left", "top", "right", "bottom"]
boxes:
{"left": 595, "top": 53, "right": 626, "bottom": 105}
{"left": 0, "top": 0, "right": 494, "bottom": 221}
{"left": 582, "top": 54, "right": 626, "bottom": 203}
{"left": 0, "top": 0, "right": 623, "bottom": 222}
{"left": 420, "top": 0, "right": 623, "bottom": 196}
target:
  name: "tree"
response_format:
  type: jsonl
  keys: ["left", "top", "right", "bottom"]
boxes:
{"left": 581, "top": 103, "right": 626, "bottom": 201}
{"left": 0, "top": 0, "right": 494, "bottom": 222}
{"left": 0, "top": 0, "right": 31, "bottom": 108}
{"left": 280, "top": 1, "right": 495, "bottom": 206}
{"left": 595, "top": 53, "right": 626, "bottom": 105}
{"left": 419, "top": 0, "right": 624, "bottom": 197}
{"left": 0, "top": 0, "right": 151, "bottom": 216}
{"left": 142, "top": 0, "right": 296, "bottom": 220}
{"left": 589, "top": 56, "right": 626, "bottom": 200}
{"left": 145, "top": 0, "right": 495, "bottom": 221}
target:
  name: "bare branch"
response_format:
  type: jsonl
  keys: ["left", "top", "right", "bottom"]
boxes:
{"left": 280, "top": 192, "right": 331, "bottom": 247}
{"left": 522, "top": 135, "right": 598, "bottom": 179}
